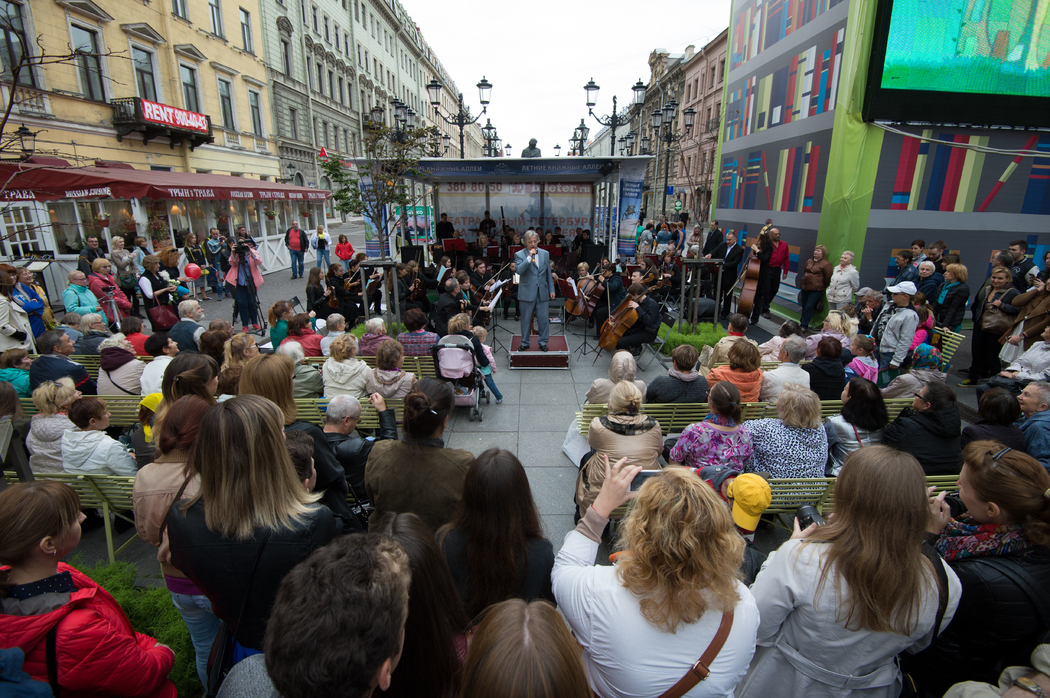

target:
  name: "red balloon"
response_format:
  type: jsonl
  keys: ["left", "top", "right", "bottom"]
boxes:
{"left": 184, "top": 263, "right": 201, "bottom": 280}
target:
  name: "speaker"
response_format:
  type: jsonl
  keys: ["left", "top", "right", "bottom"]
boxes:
{"left": 582, "top": 244, "right": 605, "bottom": 269}
{"left": 599, "top": 162, "right": 616, "bottom": 177}
{"left": 400, "top": 245, "right": 424, "bottom": 265}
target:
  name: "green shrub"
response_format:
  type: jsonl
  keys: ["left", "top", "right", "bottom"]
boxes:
{"left": 350, "top": 322, "right": 406, "bottom": 338}
{"left": 661, "top": 323, "right": 728, "bottom": 355}
{"left": 74, "top": 559, "right": 202, "bottom": 697}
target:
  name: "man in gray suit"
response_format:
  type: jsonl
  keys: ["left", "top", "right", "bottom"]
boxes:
{"left": 513, "top": 230, "right": 556, "bottom": 351}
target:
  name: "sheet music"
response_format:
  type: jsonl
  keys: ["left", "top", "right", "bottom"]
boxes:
{"left": 488, "top": 278, "right": 508, "bottom": 293}
{"left": 568, "top": 278, "right": 579, "bottom": 297}
{"left": 487, "top": 289, "right": 502, "bottom": 311}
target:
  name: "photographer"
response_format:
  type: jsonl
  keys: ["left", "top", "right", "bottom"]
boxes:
{"left": 226, "top": 226, "right": 264, "bottom": 332}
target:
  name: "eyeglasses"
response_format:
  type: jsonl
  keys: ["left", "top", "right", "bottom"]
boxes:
{"left": 913, "top": 392, "right": 929, "bottom": 402}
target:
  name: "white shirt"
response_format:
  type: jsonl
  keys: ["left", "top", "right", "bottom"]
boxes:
{"left": 140, "top": 355, "right": 173, "bottom": 395}
{"left": 759, "top": 363, "right": 811, "bottom": 402}
{"left": 553, "top": 524, "right": 760, "bottom": 697}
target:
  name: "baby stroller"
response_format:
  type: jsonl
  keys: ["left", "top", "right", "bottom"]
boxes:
{"left": 432, "top": 334, "right": 489, "bottom": 422}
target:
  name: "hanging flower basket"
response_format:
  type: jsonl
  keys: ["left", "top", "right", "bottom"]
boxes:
{"left": 264, "top": 208, "right": 277, "bottom": 220}
{"left": 218, "top": 215, "right": 229, "bottom": 225}
{"left": 98, "top": 218, "right": 110, "bottom": 228}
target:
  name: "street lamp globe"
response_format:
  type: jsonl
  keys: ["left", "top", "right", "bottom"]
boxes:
{"left": 554, "top": 144, "right": 561, "bottom": 157}
{"left": 583, "top": 78, "right": 599, "bottom": 108}
{"left": 662, "top": 100, "right": 677, "bottom": 123}
{"left": 370, "top": 104, "right": 384, "bottom": 125}
{"left": 651, "top": 109, "right": 663, "bottom": 130}
{"left": 406, "top": 109, "right": 416, "bottom": 128}
{"left": 577, "top": 119, "right": 590, "bottom": 142}
{"left": 632, "top": 79, "right": 647, "bottom": 106}
{"left": 476, "top": 76, "right": 492, "bottom": 105}
{"left": 426, "top": 79, "right": 442, "bottom": 107}
{"left": 641, "top": 135, "right": 651, "bottom": 154}
{"left": 683, "top": 107, "right": 696, "bottom": 131}
{"left": 626, "top": 131, "right": 636, "bottom": 148}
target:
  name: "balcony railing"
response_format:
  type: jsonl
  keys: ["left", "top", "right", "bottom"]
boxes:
{"left": 111, "top": 97, "right": 214, "bottom": 150}
{"left": 704, "top": 117, "right": 720, "bottom": 137}
{"left": 2, "top": 84, "right": 51, "bottom": 116}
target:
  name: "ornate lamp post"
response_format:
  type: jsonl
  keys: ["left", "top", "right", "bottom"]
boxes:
{"left": 426, "top": 76, "right": 493, "bottom": 159}
{"left": 583, "top": 78, "right": 646, "bottom": 156}
{"left": 651, "top": 100, "right": 696, "bottom": 215}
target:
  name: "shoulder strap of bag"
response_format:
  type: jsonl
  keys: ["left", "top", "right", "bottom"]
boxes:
{"left": 658, "top": 611, "right": 734, "bottom": 698}
{"left": 921, "top": 543, "right": 949, "bottom": 648}
{"left": 976, "top": 556, "right": 1050, "bottom": 629}
{"left": 46, "top": 625, "right": 60, "bottom": 696}
{"left": 102, "top": 369, "right": 139, "bottom": 396}
{"left": 157, "top": 473, "right": 195, "bottom": 546}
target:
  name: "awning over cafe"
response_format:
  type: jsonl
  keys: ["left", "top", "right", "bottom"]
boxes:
{"left": 0, "top": 162, "right": 331, "bottom": 203}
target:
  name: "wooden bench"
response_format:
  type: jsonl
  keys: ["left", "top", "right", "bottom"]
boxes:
{"left": 3, "top": 470, "right": 137, "bottom": 564}
{"left": 304, "top": 354, "right": 437, "bottom": 378}
{"left": 934, "top": 329, "right": 965, "bottom": 374}
{"left": 292, "top": 398, "right": 404, "bottom": 428}
{"left": 21, "top": 395, "right": 143, "bottom": 425}
{"left": 576, "top": 399, "right": 914, "bottom": 437}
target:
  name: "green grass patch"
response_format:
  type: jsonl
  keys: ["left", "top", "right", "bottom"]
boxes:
{"left": 73, "top": 558, "right": 203, "bottom": 697}
{"left": 662, "top": 323, "right": 728, "bottom": 354}
{"left": 350, "top": 322, "right": 406, "bottom": 338}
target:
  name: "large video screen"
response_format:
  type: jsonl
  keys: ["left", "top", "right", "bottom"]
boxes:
{"left": 865, "top": 0, "right": 1050, "bottom": 127}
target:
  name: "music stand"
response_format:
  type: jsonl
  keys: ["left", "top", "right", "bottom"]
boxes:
{"left": 561, "top": 278, "right": 600, "bottom": 359}
{"left": 679, "top": 258, "right": 724, "bottom": 331}
{"left": 443, "top": 238, "right": 466, "bottom": 268}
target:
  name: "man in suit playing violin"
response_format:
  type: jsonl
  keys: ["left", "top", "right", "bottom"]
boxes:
{"left": 706, "top": 229, "right": 746, "bottom": 319}
{"left": 513, "top": 230, "right": 556, "bottom": 351}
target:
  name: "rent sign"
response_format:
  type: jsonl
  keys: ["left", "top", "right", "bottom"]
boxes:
{"left": 141, "top": 99, "right": 210, "bottom": 134}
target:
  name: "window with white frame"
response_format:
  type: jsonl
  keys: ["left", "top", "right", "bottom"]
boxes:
{"left": 248, "top": 89, "right": 262, "bottom": 135}
{"left": 300, "top": 0, "right": 307, "bottom": 24}
{"left": 337, "top": 76, "right": 343, "bottom": 105}
{"left": 208, "top": 0, "right": 223, "bottom": 37}
{"left": 132, "top": 45, "right": 157, "bottom": 101}
{"left": 171, "top": 0, "right": 188, "bottom": 20}
{"left": 328, "top": 70, "right": 334, "bottom": 99}
{"left": 306, "top": 56, "right": 313, "bottom": 87}
{"left": 316, "top": 61, "right": 323, "bottom": 95}
{"left": 0, "top": 204, "right": 45, "bottom": 257}
{"left": 344, "top": 35, "right": 349, "bottom": 57}
{"left": 70, "top": 24, "right": 105, "bottom": 101}
{"left": 217, "top": 76, "right": 235, "bottom": 129}
{"left": 333, "top": 25, "right": 338, "bottom": 48}
{"left": 179, "top": 63, "right": 200, "bottom": 112}
{"left": 323, "top": 121, "right": 329, "bottom": 148}
{"left": 239, "top": 8, "right": 253, "bottom": 53}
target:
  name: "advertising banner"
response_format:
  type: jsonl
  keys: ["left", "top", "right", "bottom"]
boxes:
{"left": 392, "top": 205, "right": 434, "bottom": 245}
{"left": 497, "top": 181, "right": 543, "bottom": 231}
{"left": 617, "top": 159, "right": 646, "bottom": 258}
{"left": 541, "top": 183, "right": 593, "bottom": 230}
{"left": 434, "top": 181, "right": 487, "bottom": 241}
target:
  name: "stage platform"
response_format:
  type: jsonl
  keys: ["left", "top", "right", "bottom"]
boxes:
{"left": 508, "top": 335, "right": 569, "bottom": 369}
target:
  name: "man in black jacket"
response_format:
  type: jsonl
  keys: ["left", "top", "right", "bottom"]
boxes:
{"left": 616, "top": 283, "right": 662, "bottom": 355}
{"left": 323, "top": 393, "right": 397, "bottom": 504}
{"left": 77, "top": 236, "right": 105, "bottom": 276}
{"left": 706, "top": 229, "right": 746, "bottom": 318}
{"left": 28, "top": 329, "right": 97, "bottom": 394}
{"left": 433, "top": 277, "right": 462, "bottom": 337}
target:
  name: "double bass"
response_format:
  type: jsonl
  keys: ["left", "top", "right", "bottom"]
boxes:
{"left": 734, "top": 220, "right": 772, "bottom": 318}
{"left": 565, "top": 261, "right": 611, "bottom": 319}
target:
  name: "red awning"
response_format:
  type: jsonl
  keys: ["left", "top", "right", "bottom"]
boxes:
{"left": 0, "top": 163, "right": 330, "bottom": 202}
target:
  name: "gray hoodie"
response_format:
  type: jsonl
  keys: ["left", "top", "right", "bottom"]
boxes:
{"left": 26, "top": 413, "right": 74, "bottom": 473}
{"left": 61, "top": 428, "right": 138, "bottom": 476}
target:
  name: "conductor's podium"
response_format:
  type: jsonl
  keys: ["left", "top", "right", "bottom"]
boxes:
{"left": 509, "top": 335, "right": 569, "bottom": 369}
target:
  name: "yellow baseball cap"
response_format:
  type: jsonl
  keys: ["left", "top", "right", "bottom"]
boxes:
{"left": 727, "top": 473, "right": 772, "bottom": 532}
{"left": 139, "top": 392, "right": 163, "bottom": 412}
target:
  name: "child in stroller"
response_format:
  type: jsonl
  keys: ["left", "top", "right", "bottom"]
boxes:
{"left": 432, "top": 313, "right": 490, "bottom": 421}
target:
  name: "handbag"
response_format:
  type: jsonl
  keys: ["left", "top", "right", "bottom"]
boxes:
{"left": 981, "top": 291, "right": 1014, "bottom": 335}
{"left": 205, "top": 529, "right": 271, "bottom": 698}
{"left": 147, "top": 303, "right": 179, "bottom": 331}
{"left": 657, "top": 611, "right": 734, "bottom": 698}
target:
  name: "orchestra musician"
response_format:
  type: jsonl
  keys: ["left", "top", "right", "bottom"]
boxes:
{"left": 479, "top": 210, "right": 497, "bottom": 237}
{"left": 590, "top": 266, "right": 636, "bottom": 332}
{"left": 615, "top": 283, "right": 661, "bottom": 356}
{"left": 469, "top": 259, "right": 494, "bottom": 292}
{"left": 455, "top": 271, "right": 481, "bottom": 319}
{"left": 326, "top": 262, "right": 360, "bottom": 327}
{"left": 655, "top": 249, "right": 681, "bottom": 302}
{"left": 433, "top": 277, "right": 462, "bottom": 337}
{"left": 573, "top": 262, "right": 590, "bottom": 283}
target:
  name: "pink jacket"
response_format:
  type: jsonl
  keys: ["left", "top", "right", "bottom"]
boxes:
{"left": 225, "top": 248, "right": 265, "bottom": 289}
{"left": 909, "top": 313, "right": 934, "bottom": 351}
{"left": 479, "top": 343, "right": 496, "bottom": 373}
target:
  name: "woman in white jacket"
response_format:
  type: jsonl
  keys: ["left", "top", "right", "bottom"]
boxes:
{"left": 736, "top": 446, "right": 960, "bottom": 698}
{"left": 61, "top": 396, "right": 138, "bottom": 476}
{"left": 322, "top": 333, "right": 369, "bottom": 399}
{"left": 97, "top": 334, "right": 146, "bottom": 396}
{"left": 0, "top": 269, "right": 35, "bottom": 352}
{"left": 826, "top": 251, "right": 859, "bottom": 310}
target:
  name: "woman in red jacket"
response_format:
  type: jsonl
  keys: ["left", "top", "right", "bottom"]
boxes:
{"left": 0, "top": 480, "right": 176, "bottom": 698}
{"left": 87, "top": 258, "right": 132, "bottom": 329}
{"left": 335, "top": 234, "right": 355, "bottom": 263}
{"left": 279, "top": 313, "right": 323, "bottom": 357}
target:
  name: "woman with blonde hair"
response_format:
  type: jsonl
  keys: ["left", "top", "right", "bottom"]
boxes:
{"left": 707, "top": 340, "right": 763, "bottom": 402}
{"left": 575, "top": 380, "right": 662, "bottom": 520}
{"left": 745, "top": 382, "right": 828, "bottom": 478}
{"left": 312, "top": 223, "right": 331, "bottom": 269}
{"left": 321, "top": 332, "right": 369, "bottom": 399}
{"left": 62, "top": 268, "right": 100, "bottom": 317}
{"left": 222, "top": 331, "right": 260, "bottom": 370}
{"left": 365, "top": 338, "right": 416, "bottom": 398}
{"left": 805, "top": 307, "right": 855, "bottom": 359}
{"left": 737, "top": 446, "right": 960, "bottom": 698}
{"left": 798, "top": 244, "right": 833, "bottom": 328}
{"left": 904, "top": 441, "right": 1050, "bottom": 693}
{"left": 87, "top": 257, "right": 131, "bottom": 327}
{"left": 555, "top": 463, "right": 760, "bottom": 697}
{"left": 25, "top": 377, "right": 79, "bottom": 473}
{"left": 166, "top": 395, "right": 346, "bottom": 659}
{"left": 240, "top": 353, "right": 359, "bottom": 527}
{"left": 461, "top": 599, "right": 591, "bottom": 698}
{"left": 138, "top": 254, "right": 176, "bottom": 331}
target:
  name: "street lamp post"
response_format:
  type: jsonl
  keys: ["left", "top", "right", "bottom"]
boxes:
{"left": 426, "top": 76, "right": 492, "bottom": 159}
{"left": 651, "top": 100, "right": 696, "bottom": 216}
{"left": 573, "top": 119, "right": 589, "bottom": 155}
{"left": 583, "top": 78, "right": 646, "bottom": 157}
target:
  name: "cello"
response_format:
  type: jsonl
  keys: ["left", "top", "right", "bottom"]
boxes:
{"left": 596, "top": 270, "right": 658, "bottom": 354}
{"left": 566, "top": 261, "right": 610, "bottom": 318}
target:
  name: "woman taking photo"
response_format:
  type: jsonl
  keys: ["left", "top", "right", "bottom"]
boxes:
{"left": 167, "top": 396, "right": 345, "bottom": 659}
{"left": 824, "top": 377, "right": 887, "bottom": 475}
{"left": 669, "top": 381, "right": 754, "bottom": 472}
{"left": 240, "top": 353, "right": 359, "bottom": 528}
{"left": 365, "top": 377, "right": 474, "bottom": 534}
{"left": 798, "top": 245, "right": 833, "bottom": 329}
{"left": 372, "top": 512, "right": 473, "bottom": 698}
{"left": 438, "top": 449, "right": 555, "bottom": 619}
{"left": 554, "top": 463, "right": 760, "bottom": 697}
{"left": 575, "top": 381, "right": 663, "bottom": 521}
{"left": 133, "top": 395, "right": 217, "bottom": 687}
{"left": 0, "top": 481, "right": 177, "bottom": 697}
{"left": 905, "top": 441, "right": 1050, "bottom": 694}
{"left": 736, "top": 446, "right": 960, "bottom": 698}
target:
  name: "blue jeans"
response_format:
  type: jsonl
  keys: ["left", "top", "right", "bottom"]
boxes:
{"left": 316, "top": 247, "right": 330, "bottom": 268}
{"left": 799, "top": 290, "right": 822, "bottom": 328}
{"left": 289, "top": 249, "right": 305, "bottom": 277}
{"left": 483, "top": 373, "right": 502, "bottom": 400}
{"left": 235, "top": 285, "right": 258, "bottom": 326}
{"left": 170, "top": 590, "right": 222, "bottom": 688}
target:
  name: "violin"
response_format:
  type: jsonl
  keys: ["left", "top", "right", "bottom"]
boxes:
{"left": 365, "top": 268, "right": 388, "bottom": 297}
{"left": 344, "top": 268, "right": 361, "bottom": 293}
{"left": 409, "top": 276, "right": 425, "bottom": 301}
{"left": 327, "top": 281, "right": 340, "bottom": 309}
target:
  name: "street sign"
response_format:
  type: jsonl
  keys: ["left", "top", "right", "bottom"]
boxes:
{"left": 673, "top": 200, "right": 683, "bottom": 211}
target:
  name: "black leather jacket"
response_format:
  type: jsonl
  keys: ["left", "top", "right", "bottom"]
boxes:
{"left": 325, "top": 408, "right": 397, "bottom": 503}
{"left": 167, "top": 499, "right": 344, "bottom": 651}
{"left": 902, "top": 546, "right": 1050, "bottom": 695}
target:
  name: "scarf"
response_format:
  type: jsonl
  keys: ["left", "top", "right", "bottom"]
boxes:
{"left": 99, "top": 347, "right": 136, "bottom": 371}
{"left": 911, "top": 344, "right": 942, "bottom": 371}
{"left": 668, "top": 368, "right": 700, "bottom": 382}
{"left": 599, "top": 414, "right": 657, "bottom": 436}
{"left": 934, "top": 514, "right": 1032, "bottom": 561}
{"left": 937, "top": 282, "right": 959, "bottom": 304}
{"left": 703, "top": 413, "right": 737, "bottom": 427}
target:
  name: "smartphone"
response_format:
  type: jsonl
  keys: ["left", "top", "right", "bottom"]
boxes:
{"left": 630, "top": 470, "right": 664, "bottom": 492}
